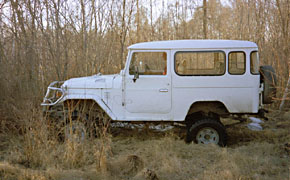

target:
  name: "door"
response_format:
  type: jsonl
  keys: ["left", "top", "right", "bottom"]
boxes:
{"left": 125, "top": 50, "right": 171, "bottom": 114}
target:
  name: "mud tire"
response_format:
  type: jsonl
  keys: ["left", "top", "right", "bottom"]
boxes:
{"left": 186, "top": 118, "right": 227, "bottom": 147}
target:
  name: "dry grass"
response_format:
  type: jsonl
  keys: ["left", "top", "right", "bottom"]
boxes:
{"left": 0, "top": 108, "right": 290, "bottom": 180}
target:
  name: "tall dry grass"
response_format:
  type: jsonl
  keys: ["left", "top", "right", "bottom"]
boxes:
{"left": 0, "top": 100, "right": 113, "bottom": 178}
{"left": 1, "top": 116, "right": 289, "bottom": 180}
{"left": 0, "top": 0, "right": 289, "bottom": 179}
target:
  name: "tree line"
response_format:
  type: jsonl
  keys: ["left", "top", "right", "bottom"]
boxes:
{"left": 0, "top": 0, "right": 289, "bottom": 114}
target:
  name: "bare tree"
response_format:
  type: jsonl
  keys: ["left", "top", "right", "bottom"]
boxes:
{"left": 0, "top": 0, "right": 290, "bottom": 115}
{"left": 119, "top": 0, "right": 135, "bottom": 69}
{"left": 203, "top": 0, "right": 207, "bottom": 39}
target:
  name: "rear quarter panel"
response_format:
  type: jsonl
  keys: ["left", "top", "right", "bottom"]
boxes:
{"left": 171, "top": 49, "right": 260, "bottom": 121}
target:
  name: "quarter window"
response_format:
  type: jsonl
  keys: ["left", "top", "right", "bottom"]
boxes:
{"left": 228, "top": 52, "right": 246, "bottom": 75}
{"left": 175, "top": 51, "right": 225, "bottom": 75}
{"left": 129, "top": 52, "right": 167, "bottom": 75}
{"left": 250, "top": 51, "right": 259, "bottom": 74}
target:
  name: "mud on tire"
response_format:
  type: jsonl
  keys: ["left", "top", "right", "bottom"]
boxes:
{"left": 186, "top": 118, "right": 227, "bottom": 147}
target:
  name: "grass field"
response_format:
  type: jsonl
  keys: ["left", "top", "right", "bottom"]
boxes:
{"left": 0, "top": 110, "right": 289, "bottom": 180}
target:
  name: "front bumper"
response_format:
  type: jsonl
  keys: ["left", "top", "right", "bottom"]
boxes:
{"left": 41, "top": 81, "right": 65, "bottom": 106}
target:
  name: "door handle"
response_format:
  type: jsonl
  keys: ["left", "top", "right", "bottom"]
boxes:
{"left": 159, "top": 89, "right": 168, "bottom": 92}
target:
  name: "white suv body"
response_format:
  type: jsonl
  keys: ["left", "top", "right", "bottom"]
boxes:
{"left": 42, "top": 40, "right": 275, "bottom": 146}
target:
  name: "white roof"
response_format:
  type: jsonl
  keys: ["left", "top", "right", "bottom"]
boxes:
{"left": 128, "top": 40, "right": 258, "bottom": 50}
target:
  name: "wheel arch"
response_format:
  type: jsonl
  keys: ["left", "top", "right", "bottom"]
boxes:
{"left": 184, "top": 101, "right": 229, "bottom": 124}
{"left": 60, "top": 95, "right": 116, "bottom": 120}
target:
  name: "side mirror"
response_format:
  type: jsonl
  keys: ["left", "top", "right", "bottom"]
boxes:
{"left": 133, "top": 66, "right": 139, "bottom": 83}
{"left": 120, "top": 69, "right": 124, "bottom": 76}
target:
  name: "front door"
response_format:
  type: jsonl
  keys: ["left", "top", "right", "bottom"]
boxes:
{"left": 125, "top": 50, "right": 171, "bottom": 114}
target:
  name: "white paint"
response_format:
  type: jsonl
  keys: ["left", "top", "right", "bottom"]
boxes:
{"left": 128, "top": 40, "right": 257, "bottom": 50}
{"left": 42, "top": 40, "right": 261, "bottom": 122}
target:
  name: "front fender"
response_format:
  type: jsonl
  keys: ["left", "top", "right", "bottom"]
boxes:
{"left": 60, "top": 94, "right": 117, "bottom": 120}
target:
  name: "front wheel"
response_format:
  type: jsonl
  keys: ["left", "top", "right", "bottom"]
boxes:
{"left": 186, "top": 118, "right": 227, "bottom": 147}
{"left": 64, "top": 120, "right": 86, "bottom": 143}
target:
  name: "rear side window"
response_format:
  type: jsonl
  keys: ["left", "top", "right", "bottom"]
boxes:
{"left": 175, "top": 51, "right": 225, "bottom": 75}
{"left": 250, "top": 51, "right": 259, "bottom": 75}
{"left": 228, "top": 52, "right": 246, "bottom": 75}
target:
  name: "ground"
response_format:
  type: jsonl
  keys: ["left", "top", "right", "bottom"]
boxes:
{"left": 0, "top": 110, "right": 289, "bottom": 180}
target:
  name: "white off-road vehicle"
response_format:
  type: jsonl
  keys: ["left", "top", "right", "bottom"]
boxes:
{"left": 42, "top": 40, "right": 276, "bottom": 146}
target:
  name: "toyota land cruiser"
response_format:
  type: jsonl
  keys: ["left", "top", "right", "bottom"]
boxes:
{"left": 42, "top": 40, "right": 277, "bottom": 146}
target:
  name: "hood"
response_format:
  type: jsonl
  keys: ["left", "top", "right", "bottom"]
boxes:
{"left": 62, "top": 74, "right": 118, "bottom": 89}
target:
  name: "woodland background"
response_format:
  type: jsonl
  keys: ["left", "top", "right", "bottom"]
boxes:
{"left": 0, "top": 1, "right": 289, "bottom": 179}
{"left": 0, "top": 0, "right": 289, "bottom": 115}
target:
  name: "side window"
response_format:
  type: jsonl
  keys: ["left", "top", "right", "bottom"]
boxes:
{"left": 175, "top": 51, "right": 225, "bottom": 75}
{"left": 228, "top": 52, "right": 246, "bottom": 75}
{"left": 250, "top": 51, "right": 259, "bottom": 75}
{"left": 129, "top": 52, "right": 167, "bottom": 75}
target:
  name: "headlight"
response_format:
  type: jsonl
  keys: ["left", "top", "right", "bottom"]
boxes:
{"left": 56, "top": 91, "right": 62, "bottom": 98}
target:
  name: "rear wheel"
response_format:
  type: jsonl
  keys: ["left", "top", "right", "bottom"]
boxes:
{"left": 186, "top": 118, "right": 227, "bottom": 146}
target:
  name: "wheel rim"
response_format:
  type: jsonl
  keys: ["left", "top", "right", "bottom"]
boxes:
{"left": 196, "top": 127, "right": 219, "bottom": 144}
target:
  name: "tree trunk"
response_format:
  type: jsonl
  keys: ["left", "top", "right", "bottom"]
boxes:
{"left": 279, "top": 73, "right": 290, "bottom": 110}
{"left": 203, "top": 0, "right": 207, "bottom": 39}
